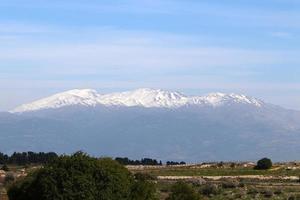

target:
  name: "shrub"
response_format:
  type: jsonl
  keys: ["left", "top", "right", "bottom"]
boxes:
{"left": 134, "top": 173, "right": 157, "bottom": 181}
{"left": 234, "top": 192, "right": 243, "bottom": 199}
{"left": 288, "top": 194, "right": 300, "bottom": 200}
{"left": 288, "top": 196, "right": 295, "bottom": 200}
{"left": 130, "top": 172, "right": 158, "bottom": 200}
{"left": 274, "top": 188, "right": 282, "bottom": 195}
{"left": 200, "top": 183, "right": 220, "bottom": 196}
{"left": 4, "top": 172, "right": 15, "bottom": 185}
{"left": 1, "top": 164, "right": 9, "bottom": 171}
{"left": 255, "top": 158, "right": 272, "bottom": 170}
{"left": 247, "top": 187, "right": 259, "bottom": 195}
{"left": 8, "top": 152, "right": 157, "bottom": 200}
{"left": 238, "top": 182, "right": 245, "bottom": 188}
{"left": 262, "top": 190, "right": 273, "bottom": 198}
{"left": 166, "top": 182, "right": 201, "bottom": 200}
{"left": 230, "top": 163, "right": 236, "bottom": 168}
{"left": 221, "top": 180, "right": 239, "bottom": 189}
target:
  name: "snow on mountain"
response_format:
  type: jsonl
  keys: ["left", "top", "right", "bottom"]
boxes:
{"left": 11, "top": 88, "right": 263, "bottom": 113}
{"left": 98, "top": 88, "right": 188, "bottom": 108}
{"left": 192, "top": 93, "right": 263, "bottom": 107}
{"left": 11, "top": 89, "right": 101, "bottom": 113}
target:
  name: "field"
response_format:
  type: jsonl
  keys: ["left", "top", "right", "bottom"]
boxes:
{"left": 128, "top": 162, "right": 300, "bottom": 199}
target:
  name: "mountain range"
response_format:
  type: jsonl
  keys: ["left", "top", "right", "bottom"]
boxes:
{"left": 1, "top": 88, "right": 300, "bottom": 162}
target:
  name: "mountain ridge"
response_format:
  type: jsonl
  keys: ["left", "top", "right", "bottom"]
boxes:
{"left": 11, "top": 88, "right": 264, "bottom": 113}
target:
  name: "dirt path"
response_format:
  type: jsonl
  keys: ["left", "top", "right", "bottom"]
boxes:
{"left": 158, "top": 175, "right": 300, "bottom": 181}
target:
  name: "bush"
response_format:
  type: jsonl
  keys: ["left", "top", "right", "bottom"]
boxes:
{"left": 166, "top": 182, "right": 201, "bottom": 200}
{"left": 134, "top": 173, "right": 157, "bottom": 181}
{"left": 238, "top": 182, "right": 245, "bottom": 188}
{"left": 1, "top": 164, "right": 9, "bottom": 171}
{"left": 287, "top": 194, "right": 300, "bottom": 200}
{"left": 8, "top": 152, "right": 157, "bottom": 200}
{"left": 4, "top": 172, "right": 15, "bottom": 185}
{"left": 274, "top": 188, "right": 282, "bottom": 195}
{"left": 262, "top": 190, "right": 273, "bottom": 198}
{"left": 247, "top": 187, "right": 259, "bottom": 195}
{"left": 288, "top": 196, "right": 296, "bottom": 200}
{"left": 255, "top": 158, "right": 272, "bottom": 170}
{"left": 221, "top": 180, "right": 239, "bottom": 189}
{"left": 130, "top": 173, "right": 158, "bottom": 200}
{"left": 230, "top": 163, "right": 236, "bottom": 168}
{"left": 200, "top": 183, "right": 220, "bottom": 196}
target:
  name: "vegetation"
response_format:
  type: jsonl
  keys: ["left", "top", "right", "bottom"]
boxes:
{"left": 166, "top": 182, "right": 201, "bottom": 200}
{"left": 115, "top": 157, "right": 162, "bottom": 165}
{"left": 200, "top": 183, "right": 220, "bottom": 196}
{"left": 3, "top": 154, "right": 300, "bottom": 200}
{"left": 4, "top": 172, "right": 15, "bottom": 186}
{"left": 255, "top": 158, "right": 273, "bottom": 170}
{"left": 131, "top": 166, "right": 294, "bottom": 177}
{"left": 7, "top": 152, "right": 157, "bottom": 200}
{"left": 130, "top": 173, "right": 158, "bottom": 200}
{"left": 154, "top": 178, "right": 300, "bottom": 200}
{"left": 166, "top": 161, "right": 186, "bottom": 166}
{"left": 115, "top": 157, "right": 185, "bottom": 166}
{"left": 0, "top": 152, "right": 58, "bottom": 165}
{"left": 1, "top": 164, "right": 9, "bottom": 171}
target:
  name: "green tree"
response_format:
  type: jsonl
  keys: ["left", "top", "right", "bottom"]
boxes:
{"left": 255, "top": 158, "right": 272, "bottom": 170}
{"left": 8, "top": 152, "right": 157, "bottom": 200}
{"left": 130, "top": 173, "right": 158, "bottom": 200}
{"left": 166, "top": 182, "right": 201, "bottom": 200}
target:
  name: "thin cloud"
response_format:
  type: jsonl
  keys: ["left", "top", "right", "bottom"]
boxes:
{"left": 270, "top": 31, "right": 292, "bottom": 38}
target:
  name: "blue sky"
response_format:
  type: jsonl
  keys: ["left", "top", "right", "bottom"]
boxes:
{"left": 0, "top": 0, "right": 300, "bottom": 111}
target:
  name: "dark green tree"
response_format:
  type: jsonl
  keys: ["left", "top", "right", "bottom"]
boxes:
{"left": 166, "top": 182, "right": 201, "bottom": 200}
{"left": 130, "top": 173, "right": 158, "bottom": 200}
{"left": 8, "top": 152, "right": 157, "bottom": 200}
{"left": 255, "top": 158, "right": 272, "bottom": 170}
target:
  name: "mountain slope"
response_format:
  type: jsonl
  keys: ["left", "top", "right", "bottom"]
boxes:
{"left": 2, "top": 89, "right": 300, "bottom": 161}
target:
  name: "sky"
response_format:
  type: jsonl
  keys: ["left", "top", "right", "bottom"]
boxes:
{"left": 0, "top": 0, "right": 300, "bottom": 111}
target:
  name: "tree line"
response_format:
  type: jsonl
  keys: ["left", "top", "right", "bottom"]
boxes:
{"left": 0, "top": 152, "right": 58, "bottom": 165}
{"left": 0, "top": 152, "right": 187, "bottom": 166}
{"left": 115, "top": 157, "right": 162, "bottom": 165}
{"left": 115, "top": 157, "right": 186, "bottom": 166}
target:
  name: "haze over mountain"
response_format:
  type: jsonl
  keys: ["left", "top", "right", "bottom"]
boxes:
{"left": 1, "top": 88, "right": 300, "bottom": 162}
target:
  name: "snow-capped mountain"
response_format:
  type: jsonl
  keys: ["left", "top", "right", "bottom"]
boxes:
{"left": 2, "top": 88, "right": 300, "bottom": 162}
{"left": 11, "top": 88, "right": 263, "bottom": 113}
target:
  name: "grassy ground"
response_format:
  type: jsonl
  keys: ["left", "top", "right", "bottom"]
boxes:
{"left": 156, "top": 178, "right": 300, "bottom": 200}
{"left": 129, "top": 164, "right": 300, "bottom": 199}
{"left": 130, "top": 165, "right": 300, "bottom": 177}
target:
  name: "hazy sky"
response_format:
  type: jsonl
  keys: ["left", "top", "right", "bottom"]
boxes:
{"left": 1, "top": 0, "right": 300, "bottom": 111}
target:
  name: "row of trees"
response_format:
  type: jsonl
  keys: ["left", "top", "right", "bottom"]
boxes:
{"left": 166, "top": 161, "right": 186, "bottom": 165}
{"left": 0, "top": 152, "right": 58, "bottom": 165}
{"left": 115, "top": 157, "right": 186, "bottom": 166}
{"left": 0, "top": 153, "right": 187, "bottom": 166}
{"left": 115, "top": 157, "right": 162, "bottom": 165}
